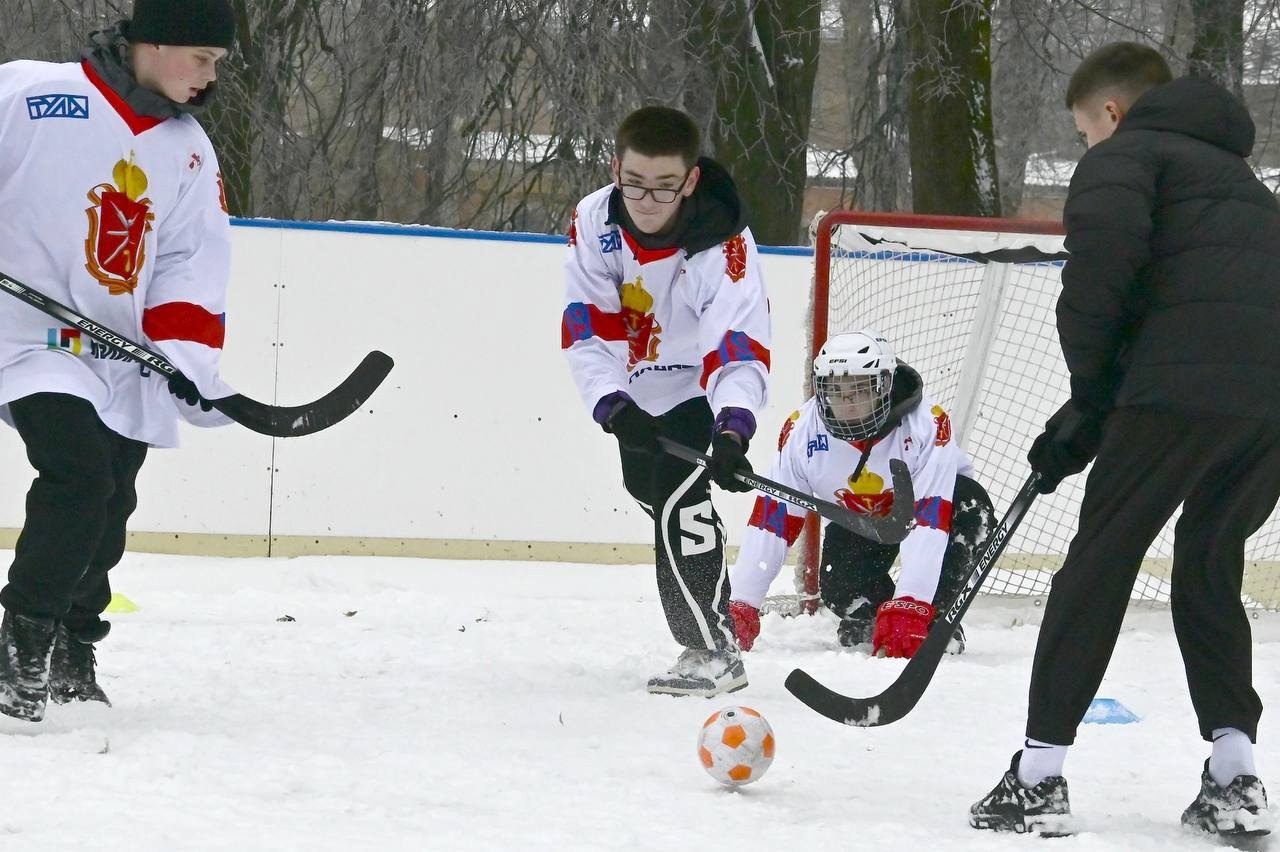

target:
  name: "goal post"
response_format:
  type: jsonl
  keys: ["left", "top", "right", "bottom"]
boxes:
{"left": 794, "top": 209, "right": 1280, "bottom": 613}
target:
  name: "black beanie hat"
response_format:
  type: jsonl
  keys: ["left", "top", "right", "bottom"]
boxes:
{"left": 126, "top": 0, "right": 235, "bottom": 49}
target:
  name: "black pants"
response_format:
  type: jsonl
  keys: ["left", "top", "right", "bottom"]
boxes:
{"left": 1, "top": 393, "right": 148, "bottom": 632}
{"left": 818, "top": 474, "right": 995, "bottom": 616}
{"left": 1028, "top": 406, "right": 1280, "bottom": 745}
{"left": 618, "top": 396, "right": 734, "bottom": 650}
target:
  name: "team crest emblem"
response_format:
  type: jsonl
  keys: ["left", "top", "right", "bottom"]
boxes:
{"left": 835, "top": 469, "right": 895, "bottom": 516}
{"left": 216, "top": 171, "right": 230, "bottom": 215}
{"left": 724, "top": 234, "right": 747, "bottom": 282}
{"left": 85, "top": 154, "right": 154, "bottom": 295}
{"left": 620, "top": 276, "right": 661, "bottom": 369}
{"left": 778, "top": 410, "right": 800, "bottom": 451}
{"left": 932, "top": 404, "right": 952, "bottom": 446}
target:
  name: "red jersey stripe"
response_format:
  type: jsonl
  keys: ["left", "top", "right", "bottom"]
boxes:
{"left": 143, "top": 302, "right": 225, "bottom": 349}
{"left": 561, "top": 302, "right": 626, "bottom": 348}
{"left": 748, "top": 495, "right": 805, "bottom": 544}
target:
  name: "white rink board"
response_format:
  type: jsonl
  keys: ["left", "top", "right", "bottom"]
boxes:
{"left": 265, "top": 224, "right": 812, "bottom": 543}
{"left": 0, "top": 221, "right": 813, "bottom": 547}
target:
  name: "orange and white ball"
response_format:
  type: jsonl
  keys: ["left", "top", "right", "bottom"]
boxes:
{"left": 697, "top": 705, "right": 775, "bottom": 786}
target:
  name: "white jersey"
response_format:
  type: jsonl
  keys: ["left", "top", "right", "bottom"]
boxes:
{"left": 560, "top": 184, "right": 770, "bottom": 420}
{"left": 730, "top": 392, "right": 977, "bottom": 608}
{"left": 0, "top": 59, "right": 234, "bottom": 448}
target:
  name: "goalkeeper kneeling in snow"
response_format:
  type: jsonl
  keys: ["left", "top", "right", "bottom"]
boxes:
{"left": 728, "top": 330, "right": 993, "bottom": 658}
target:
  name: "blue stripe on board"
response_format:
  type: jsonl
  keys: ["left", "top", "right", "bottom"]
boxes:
{"left": 230, "top": 216, "right": 813, "bottom": 256}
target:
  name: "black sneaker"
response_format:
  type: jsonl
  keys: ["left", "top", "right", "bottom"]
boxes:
{"left": 969, "top": 751, "right": 1073, "bottom": 836}
{"left": 0, "top": 608, "right": 58, "bottom": 722}
{"left": 1181, "top": 759, "right": 1273, "bottom": 838}
{"left": 49, "top": 622, "right": 111, "bottom": 706}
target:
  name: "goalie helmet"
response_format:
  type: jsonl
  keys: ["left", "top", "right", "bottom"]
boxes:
{"left": 813, "top": 331, "right": 896, "bottom": 441}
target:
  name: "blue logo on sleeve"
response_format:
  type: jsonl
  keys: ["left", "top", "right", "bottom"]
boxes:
{"left": 598, "top": 231, "right": 622, "bottom": 253}
{"left": 26, "top": 94, "right": 89, "bottom": 120}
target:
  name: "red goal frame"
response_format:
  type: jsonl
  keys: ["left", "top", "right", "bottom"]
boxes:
{"left": 798, "top": 210, "right": 1066, "bottom": 607}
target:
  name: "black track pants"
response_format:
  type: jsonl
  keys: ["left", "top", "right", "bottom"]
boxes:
{"left": 1, "top": 393, "right": 148, "bottom": 631}
{"left": 1028, "top": 406, "right": 1280, "bottom": 745}
{"left": 618, "top": 396, "right": 734, "bottom": 650}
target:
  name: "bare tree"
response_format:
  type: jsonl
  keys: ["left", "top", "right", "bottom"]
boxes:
{"left": 685, "top": 0, "right": 822, "bottom": 244}
{"left": 841, "top": 0, "right": 911, "bottom": 213}
{"left": 903, "top": 0, "right": 1001, "bottom": 215}
{"left": 5, "top": 0, "right": 1279, "bottom": 234}
{"left": 1188, "top": 0, "right": 1245, "bottom": 92}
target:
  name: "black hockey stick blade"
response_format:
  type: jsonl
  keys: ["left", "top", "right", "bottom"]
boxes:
{"left": 657, "top": 435, "right": 915, "bottom": 544}
{"left": 785, "top": 472, "right": 1041, "bottom": 727}
{"left": 210, "top": 350, "right": 393, "bottom": 437}
{"left": 0, "top": 270, "right": 393, "bottom": 438}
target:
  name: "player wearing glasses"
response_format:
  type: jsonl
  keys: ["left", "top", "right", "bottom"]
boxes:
{"left": 560, "top": 105, "right": 771, "bottom": 697}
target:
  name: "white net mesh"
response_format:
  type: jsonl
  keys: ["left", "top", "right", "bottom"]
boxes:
{"left": 808, "top": 212, "right": 1280, "bottom": 610}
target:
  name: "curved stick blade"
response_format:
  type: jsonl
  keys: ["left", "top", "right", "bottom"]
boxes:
{"left": 213, "top": 351, "right": 394, "bottom": 437}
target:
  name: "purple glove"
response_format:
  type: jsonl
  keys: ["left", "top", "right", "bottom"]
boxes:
{"left": 595, "top": 391, "right": 661, "bottom": 454}
{"left": 714, "top": 407, "right": 756, "bottom": 442}
{"left": 709, "top": 407, "right": 755, "bottom": 492}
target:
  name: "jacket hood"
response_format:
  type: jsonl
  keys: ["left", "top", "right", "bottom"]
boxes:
{"left": 1118, "top": 76, "right": 1254, "bottom": 157}
{"left": 870, "top": 362, "right": 924, "bottom": 440}
{"left": 608, "top": 156, "right": 749, "bottom": 257}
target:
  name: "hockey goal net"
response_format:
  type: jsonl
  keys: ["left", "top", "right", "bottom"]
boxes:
{"left": 790, "top": 209, "right": 1280, "bottom": 612}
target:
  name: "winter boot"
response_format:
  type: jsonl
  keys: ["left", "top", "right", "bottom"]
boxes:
{"left": 0, "top": 609, "right": 58, "bottom": 722}
{"left": 49, "top": 621, "right": 111, "bottom": 706}
{"left": 647, "top": 645, "right": 747, "bottom": 697}
{"left": 1181, "top": 760, "right": 1273, "bottom": 838}
{"left": 969, "top": 751, "right": 1073, "bottom": 836}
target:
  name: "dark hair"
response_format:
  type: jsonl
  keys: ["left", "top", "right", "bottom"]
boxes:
{"left": 1066, "top": 42, "right": 1172, "bottom": 109}
{"left": 615, "top": 106, "right": 700, "bottom": 168}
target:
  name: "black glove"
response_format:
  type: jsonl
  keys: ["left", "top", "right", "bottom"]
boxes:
{"left": 604, "top": 399, "right": 662, "bottom": 454}
{"left": 708, "top": 431, "right": 754, "bottom": 492}
{"left": 1027, "top": 400, "right": 1106, "bottom": 494}
{"left": 167, "top": 372, "right": 215, "bottom": 412}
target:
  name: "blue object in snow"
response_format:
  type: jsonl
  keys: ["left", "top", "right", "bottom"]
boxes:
{"left": 1084, "top": 697, "right": 1141, "bottom": 724}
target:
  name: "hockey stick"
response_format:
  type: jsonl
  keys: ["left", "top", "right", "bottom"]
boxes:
{"left": 0, "top": 271, "right": 393, "bottom": 438}
{"left": 657, "top": 435, "right": 916, "bottom": 545}
{"left": 784, "top": 471, "right": 1041, "bottom": 726}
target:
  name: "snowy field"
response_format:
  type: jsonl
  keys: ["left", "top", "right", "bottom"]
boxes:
{"left": 2, "top": 551, "right": 1278, "bottom": 851}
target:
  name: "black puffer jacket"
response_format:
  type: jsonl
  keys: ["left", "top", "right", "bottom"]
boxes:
{"left": 1058, "top": 75, "right": 1280, "bottom": 417}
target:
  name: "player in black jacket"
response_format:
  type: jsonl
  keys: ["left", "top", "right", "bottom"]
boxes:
{"left": 970, "top": 42, "right": 1280, "bottom": 838}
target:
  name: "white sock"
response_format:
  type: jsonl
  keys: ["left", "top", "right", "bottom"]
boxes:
{"left": 1209, "top": 727, "right": 1256, "bottom": 787}
{"left": 1017, "top": 738, "right": 1068, "bottom": 787}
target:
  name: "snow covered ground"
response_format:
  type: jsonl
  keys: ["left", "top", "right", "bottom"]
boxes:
{"left": 2, "top": 552, "right": 1277, "bottom": 851}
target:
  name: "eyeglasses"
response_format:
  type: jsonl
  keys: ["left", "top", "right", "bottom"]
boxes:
{"left": 618, "top": 170, "right": 691, "bottom": 204}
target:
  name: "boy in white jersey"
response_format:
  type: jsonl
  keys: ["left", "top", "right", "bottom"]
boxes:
{"left": 561, "top": 106, "right": 771, "bottom": 697}
{"left": 0, "top": 0, "right": 235, "bottom": 721}
{"left": 728, "top": 331, "right": 994, "bottom": 658}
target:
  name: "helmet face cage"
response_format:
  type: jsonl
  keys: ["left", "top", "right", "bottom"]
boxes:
{"left": 815, "top": 370, "right": 893, "bottom": 441}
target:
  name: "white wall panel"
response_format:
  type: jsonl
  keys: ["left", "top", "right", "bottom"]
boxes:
{"left": 0, "top": 220, "right": 813, "bottom": 548}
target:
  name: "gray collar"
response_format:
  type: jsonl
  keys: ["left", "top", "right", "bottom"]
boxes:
{"left": 81, "top": 24, "right": 211, "bottom": 120}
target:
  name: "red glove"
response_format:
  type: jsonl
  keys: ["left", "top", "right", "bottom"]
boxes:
{"left": 729, "top": 600, "right": 760, "bottom": 651}
{"left": 872, "top": 596, "right": 935, "bottom": 658}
